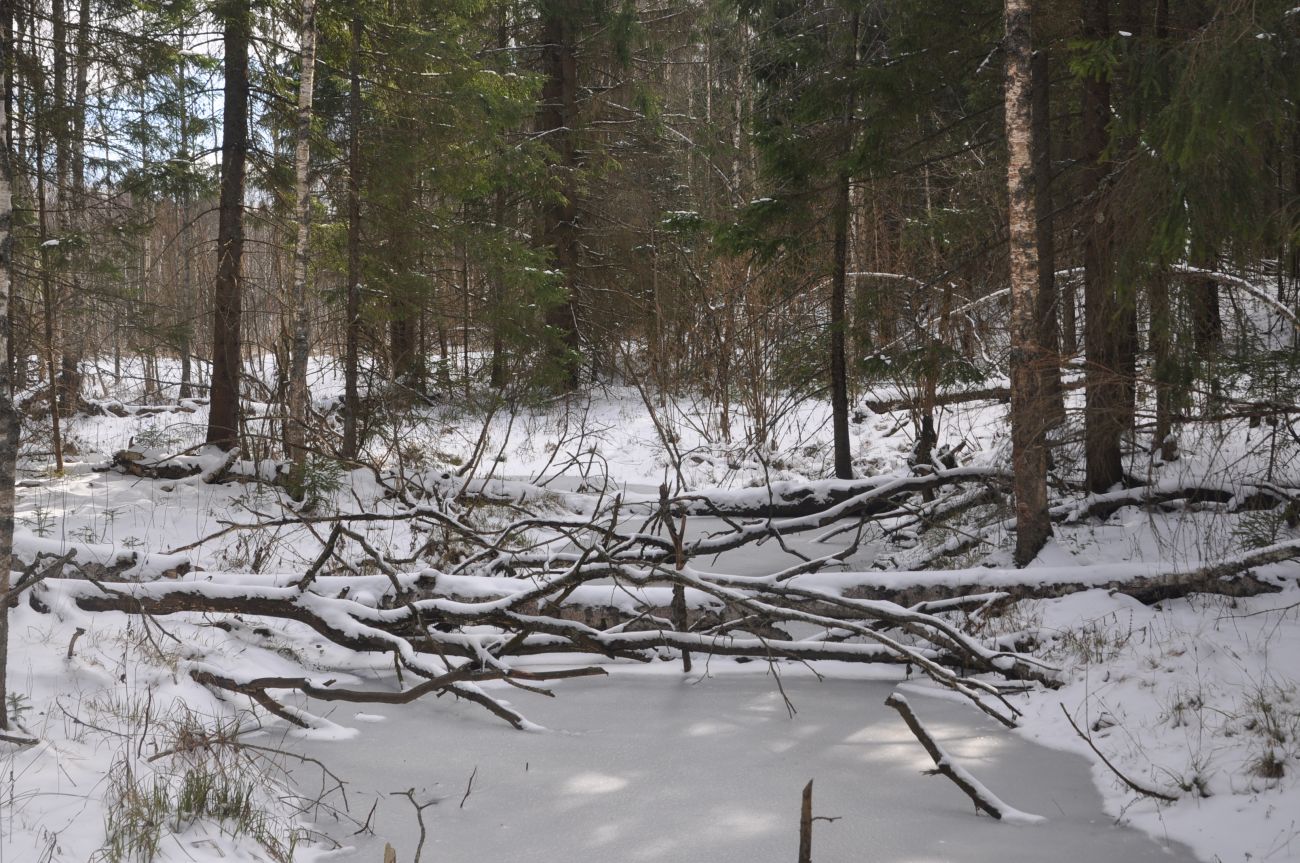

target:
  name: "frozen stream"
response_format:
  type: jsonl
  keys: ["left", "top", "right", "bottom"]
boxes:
{"left": 287, "top": 481, "right": 1195, "bottom": 862}
{"left": 292, "top": 671, "right": 1195, "bottom": 862}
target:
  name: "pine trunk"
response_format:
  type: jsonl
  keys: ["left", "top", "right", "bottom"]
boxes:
{"left": 829, "top": 14, "right": 859, "bottom": 481}
{"left": 1030, "top": 49, "right": 1064, "bottom": 430}
{"left": 539, "top": 2, "right": 581, "bottom": 390}
{"left": 1005, "top": 0, "right": 1052, "bottom": 565}
{"left": 35, "top": 109, "right": 63, "bottom": 472}
{"left": 1290, "top": 113, "right": 1299, "bottom": 301}
{"left": 206, "top": 0, "right": 250, "bottom": 451}
{"left": 177, "top": 27, "right": 193, "bottom": 400}
{"left": 489, "top": 189, "right": 507, "bottom": 388}
{"left": 342, "top": 10, "right": 363, "bottom": 459}
{"left": 52, "top": 0, "right": 79, "bottom": 418}
{"left": 1190, "top": 269, "right": 1222, "bottom": 352}
{"left": 1081, "top": 0, "right": 1124, "bottom": 492}
{"left": 1149, "top": 267, "right": 1178, "bottom": 461}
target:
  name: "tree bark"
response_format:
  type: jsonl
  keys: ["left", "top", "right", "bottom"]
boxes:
{"left": 35, "top": 97, "right": 63, "bottom": 472}
{"left": 1080, "top": 0, "right": 1123, "bottom": 492}
{"left": 205, "top": 0, "right": 251, "bottom": 451}
{"left": 1148, "top": 0, "right": 1176, "bottom": 461}
{"left": 538, "top": 0, "right": 581, "bottom": 390}
{"left": 798, "top": 780, "right": 813, "bottom": 863}
{"left": 388, "top": 187, "right": 421, "bottom": 390}
{"left": 1114, "top": 0, "right": 1141, "bottom": 438}
{"left": 1030, "top": 49, "right": 1064, "bottom": 430}
{"left": 488, "top": 8, "right": 509, "bottom": 390}
{"left": 1149, "top": 268, "right": 1178, "bottom": 460}
{"left": 0, "top": 21, "right": 15, "bottom": 728}
{"left": 176, "top": 26, "right": 194, "bottom": 401}
{"left": 285, "top": 0, "right": 317, "bottom": 500}
{"left": 1004, "top": 0, "right": 1051, "bottom": 565}
{"left": 62, "top": 0, "right": 90, "bottom": 414}
{"left": 342, "top": 9, "right": 363, "bottom": 459}
{"left": 52, "top": 0, "right": 80, "bottom": 418}
{"left": 829, "top": 14, "right": 859, "bottom": 480}
{"left": 1190, "top": 265, "right": 1222, "bottom": 353}
{"left": 1290, "top": 111, "right": 1299, "bottom": 303}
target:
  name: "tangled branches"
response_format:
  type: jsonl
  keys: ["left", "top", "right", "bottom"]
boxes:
{"left": 25, "top": 465, "right": 1300, "bottom": 731}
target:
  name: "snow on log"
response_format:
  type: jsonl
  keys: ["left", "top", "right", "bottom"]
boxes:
{"left": 885, "top": 692, "right": 1044, "bottom": 824}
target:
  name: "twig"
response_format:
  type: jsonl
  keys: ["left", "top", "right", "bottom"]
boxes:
{"left": 460, "top": 765, "right": 478, "bottom": 809}
{"left": 1058, "top": 703, "right": 1179, "bottom": 802}
{"left": 66, "top": 626, "right": 86, "bottom": 660}
{"left": 393, "top": 787, "right": 438, "bottom": 863}
{"left": 4, "top": 550, "right": 78, "bottom": 602}
{"left": 354, "top": 799, "right": 378, "bottom": 835}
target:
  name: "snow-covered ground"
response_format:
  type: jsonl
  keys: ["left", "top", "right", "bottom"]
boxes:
{"left": 3, "top": 356, "right": 1298, "bottom": 862}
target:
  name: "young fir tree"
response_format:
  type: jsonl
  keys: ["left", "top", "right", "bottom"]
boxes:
{"left": 310, "top": 0, "right": 546, "bottom": 436}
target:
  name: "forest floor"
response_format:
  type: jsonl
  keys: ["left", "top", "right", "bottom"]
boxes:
{"left": 1, "top": 358, "right": 1298, "bottom": 862}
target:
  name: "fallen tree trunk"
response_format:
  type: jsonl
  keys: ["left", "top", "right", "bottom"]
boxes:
{"left": 108, "top": 446, "right": 240, "bottom": 483}
{"left": 861, "top": 386, "right": 1013, "bottom": 415}
{"left": 858, "top": 379, "right": 1087, "bottom": 416}
{"left": 670, "top": 466, "right": 1010, "bottom": 520}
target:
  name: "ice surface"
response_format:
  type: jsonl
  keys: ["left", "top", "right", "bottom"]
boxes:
{"left": 293, "top": 672, "right": 1196, "bottom": 863}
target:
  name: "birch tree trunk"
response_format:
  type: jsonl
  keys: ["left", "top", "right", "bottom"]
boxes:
{"left": 0, "top": 26, "right": 17, "bottom": 729}
{"left": 1004, "top": 0, "right": 1051, "bottom": 565}
{"left": 286, "top": 0, "right": 318, "bottom": 500}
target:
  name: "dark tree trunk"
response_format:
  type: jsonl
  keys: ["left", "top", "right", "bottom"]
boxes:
{"left": 1190, "top": 268, "right": 1222, "bottom": 352}
{"left": 488, "top": 4, "right": 510, "bottom": 390}
{"left": 388, "top": 177, "right": 422, "bottom": 391}
{"left": 176, "top": 26, "right": 193, "bottom": 400}
{"left": 342, "top": 10, "right": 363, "bottom": 459}
{"left": 538, "top": 0, "right": 581, "bottom": 390}
{"left": 1080, "top": 0, "right": 1124, "bottom": 492}
{"left": 1147, "top": 0, "right": 1176, "bottom": 461}
{"left": 389, "top": 312, "right": 420, "bottom": 387}
{"left": 35, "top": 94, "right": 63, "bottom": 472}
{"left": 1149, "top": 268, "right": 1177, "bottom": 461}
{"left": 1114, "top": 0, "right": 1141, "bottom": 438}
{"left": 51, "top": 0, "right": 79, "bottom": 417}
{"left": 205, "top": 0, "right": 250, "bottom": 451}
{"left": 1060, "top": 269, "right": 1078, "bottom": 357}
{"left": 1290, "top": 112, "right": 1299, "bottom": 300}
{"left": 829, "top": 14, "right": 859, "bottom": 480}
{"left": 0, "top": 0, "right": 17, "bottom": 728}
{"left": 1030, "top": 48, "right": 1064, "bottom": 430}
{"left": 489, "top": 183, "right": 507, "bottom": 389}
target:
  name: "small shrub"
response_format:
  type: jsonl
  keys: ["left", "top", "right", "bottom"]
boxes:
{"left": 1250, "top": 750, "right": 1286, "bottom": 781}
{"left": 298, "top": 457, "right": 346, "bottom": 510}
{"left": 20, "top": 504, "right": 55, "bottom": 537}
{"left": 130, "top": 425, "right": 185, "bottom": 452}
{"left": 1233, "top": 508, "right": 1292, "bottom": 551}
